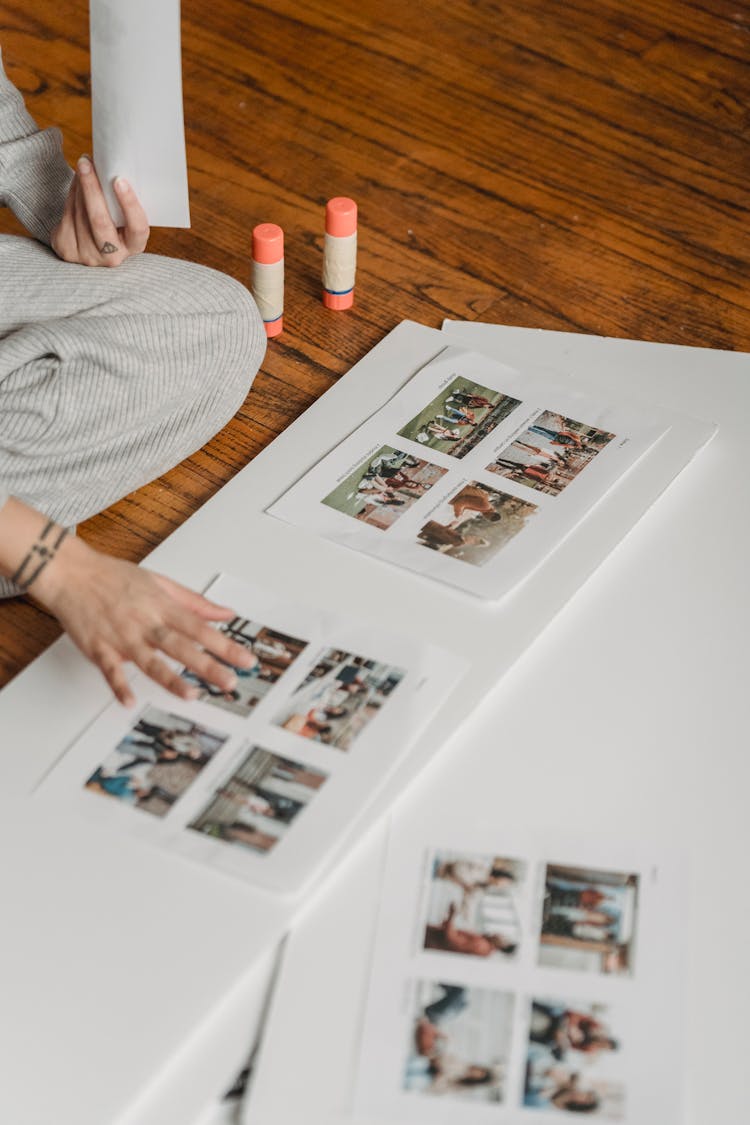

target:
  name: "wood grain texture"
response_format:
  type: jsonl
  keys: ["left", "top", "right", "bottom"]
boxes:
{"left": 1, "top": 0, "right": 748, "bottom": 686}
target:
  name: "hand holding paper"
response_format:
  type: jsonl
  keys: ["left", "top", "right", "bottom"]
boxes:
{"left": 51, "top": 156, "right": 149, "bottom": 267}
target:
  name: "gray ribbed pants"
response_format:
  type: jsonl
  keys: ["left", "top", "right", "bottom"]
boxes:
{"left": 0, "top": 234, "right": 266, "bottom": 596}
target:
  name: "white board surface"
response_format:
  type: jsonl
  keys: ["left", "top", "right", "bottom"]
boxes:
{"left": 243, "top": 322, "right": 750, "bottom": 1125}
{"left": 0, "top": 322, "right": 734, "bottom": 1125}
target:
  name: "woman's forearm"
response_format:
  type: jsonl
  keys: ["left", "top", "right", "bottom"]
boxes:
{"left": 0, "top": 496, "right": 71, "bottom": 600}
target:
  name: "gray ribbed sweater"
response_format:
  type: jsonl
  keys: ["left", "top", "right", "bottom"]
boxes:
{"left": 0, "top": 47, "right": 73, "bottom": 247}
{"left": 0, "top": 48, "right": 265, "bottom": 562}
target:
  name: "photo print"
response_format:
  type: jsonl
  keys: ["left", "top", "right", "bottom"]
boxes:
{"left": 322, "top": 445, "right": 447, "bottom": 530}
{"left": 487, "top": 410, "right": 616, "bottom": 496}
{"left": 539, "top": 864, "right": 639, "bottom": 976}
{"left": 422, "top": 849, "right": 527, "bottom": 959}
{"left": 398, "top": 374, "right": 521, "bottom": 459}
{"left": 181, "top": 615, "right": 309, "bottom": 717}
{"left": 524, "top": 996, "right": 626, "bottom": 1118}
{"left": 85, "top": 705, "right": 229, "bottom": 818}
{"left": 273, "top": 647, "right": 406, "bottom": 751}
{"left": 188, "top": 745, "right": 327, "bottom": 854}
{"left": 417, "top": 481, "right": 537, "bottom": 566}
{"left": 403, "top": 980, "right": 514, "bottom": 1104}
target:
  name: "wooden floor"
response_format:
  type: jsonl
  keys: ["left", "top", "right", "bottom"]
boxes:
{"left": 1, "top": 0, "right": 748, "bottom": 687}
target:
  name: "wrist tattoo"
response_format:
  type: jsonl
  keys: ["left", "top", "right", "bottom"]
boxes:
{"left": 11, "top": 521, "right": 69, "bottom": 592}
{"left": 100, "top": 242, "right": 118, "bottom": 254}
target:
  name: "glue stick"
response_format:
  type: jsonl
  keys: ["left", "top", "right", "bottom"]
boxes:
{"left": 251, "top": 223, "right": 284, "bottom": 337}
{"left": 323, "top": 197, "right": 357, "bottom": 309}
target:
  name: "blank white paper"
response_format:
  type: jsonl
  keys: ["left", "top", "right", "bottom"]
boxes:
{"left": 90, "top": 0, "right": 191, "bottom": 228}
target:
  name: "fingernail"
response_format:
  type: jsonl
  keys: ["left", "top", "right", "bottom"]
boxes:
{"left": 223, "top": 673, "right": 238, "bottom": 691}
{"left": 114, "top": 176, "right": 130, "bottom": 194}
{"left": 184, "top": 686, "right": 200, "bottom": 700}
{"left": 78, "top": 156, "right": 92, "bottom": 174}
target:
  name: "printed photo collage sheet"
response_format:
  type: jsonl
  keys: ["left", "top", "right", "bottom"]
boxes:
{"left": 269, "top": 346, "right": 673, "bottom": 599}
{"left": 36, "top": 575, "right": 464, "bottom": 894}
{"left": 356, "top": 821, "right": 686, "bottom": 1125}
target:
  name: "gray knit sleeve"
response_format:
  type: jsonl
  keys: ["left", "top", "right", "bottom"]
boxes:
{"left": 0, "top": 47, "right": 74, "bottom": 245}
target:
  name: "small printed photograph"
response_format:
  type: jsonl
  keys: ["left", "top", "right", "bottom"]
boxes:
{"left": 398, "top": 375, "right": 521, "bottom": 459}
{"left": 422, "top": 849, "right": 527, "bottom": 959}
{"left": 487, "top": 410, "right": 616, "bottom": 496}
{"left": 85, "top": 705, "right": 229, "bottom": 818}
{"left": 417, "top": 481, "right": 537, "bottom": 566}
{"left": 403, "top": 980, "right": 514, "bottom": 1103}
{"left": 188, "top": 746, "right": 327, "bottom": 854}
{"left": 524, "top": 997, "right": 626, "bottom": 1118}
{"left": 181, "top": 616, "right": 309, "bottom": 717}
{"left": 273, "top": 647, "right": 406, "bottom": 751}
{"left": 322, "top": 445, "right": 448, "bottom": 531}
{"left": 538, "top": 864, "right": 639, "bottom": 976}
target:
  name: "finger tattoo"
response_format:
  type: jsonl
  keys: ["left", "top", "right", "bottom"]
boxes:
{"left": 11, "top": 521, "right": 69, "bottom": 591}
{"left": 100, "top": 241, "right": 119, "bottom": 254}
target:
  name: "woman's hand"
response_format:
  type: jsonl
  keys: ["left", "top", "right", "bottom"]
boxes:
{"left": 50, "top": 156, "right": 150, "bottom": 267}
{"left": 33, "top": 535, "right": 256, "bottom": 707}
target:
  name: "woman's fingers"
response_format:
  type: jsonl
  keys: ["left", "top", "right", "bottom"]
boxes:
{"left": 73, "top": 163, "right": 104, "bottom": 266}
{"left": 76, "top": 156, "right": 125, "bottom": 266}
{"left": 94, "top": 642, "right": 136, "bottom": 708}
{"left": 151, "top": 627, "right": 240, "bottom": 694}
{"left": 144, "top": 607, "right": 255, "bottom": 689}
{"left": 119, "top": 615, "right": 247, "bottom": 703}
{"left": 72, "top": 166, "right": 88, "bottom": 235}
{"left": 122, "top": 606, "right": 255, "bottom": 702}
{"left": 113, "top": 177, "right": 150, "bottom": 253}
{"left": 171, "top": 613, "right": 258, "bottom": 670}
{"left": 131, "top": 643, "right": 200, "bottom": 701}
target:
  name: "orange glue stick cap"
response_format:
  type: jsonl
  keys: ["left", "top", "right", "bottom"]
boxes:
{"left": 252, "top": 222, "right": 284, "bottom": 263}
{"left": 325, "top": 197, "right": 357, "bottom": 238}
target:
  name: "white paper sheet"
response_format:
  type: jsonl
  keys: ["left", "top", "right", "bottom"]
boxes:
{"left": 269, "top": 346, "right": 676, "bottom": 600}
{"left": 36, "top": 574, "right": 464, "bottom": 895}
{"left": 355, "top": 820, "right": 687, "bottom": 1124}
{"left": 90, "top": 0, "right": 191, "bottom": 228}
